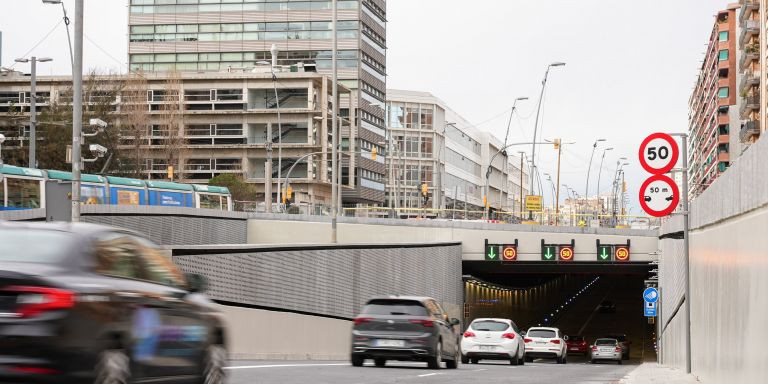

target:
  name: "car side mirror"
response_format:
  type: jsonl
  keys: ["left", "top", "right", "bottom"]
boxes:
{"left": 521, "top": 330, "right": 526, "bottom": 336}
{"left": 186, "top": 273, "right": 208, "bottom": 293}
{"left": 450, "top": 318, "right": 460, "bottom": 326}
{"left": 563, "top": 335, "right": 569, "bottom": 341}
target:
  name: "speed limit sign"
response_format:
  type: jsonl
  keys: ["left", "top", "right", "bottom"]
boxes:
{"left": 639, "top": 133, "right": 679, "bottom": 175}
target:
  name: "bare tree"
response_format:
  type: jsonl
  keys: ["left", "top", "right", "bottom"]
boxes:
{"left": 158, "top": 69, "right": 186, "bottom": 181}
{"left": 119, "top": 70, "right": 150, "bottom": 177}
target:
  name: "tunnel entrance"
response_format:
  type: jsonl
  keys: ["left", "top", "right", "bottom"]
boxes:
{"left": 462, "top": 261, "right": 657, "bottom": 362}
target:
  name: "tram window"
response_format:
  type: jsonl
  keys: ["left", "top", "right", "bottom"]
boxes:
{"left": 199, "top": 193, "right": 222, "bottom": 210}
{"left": 6, "top": 178, "right": 41, "bottom": 208}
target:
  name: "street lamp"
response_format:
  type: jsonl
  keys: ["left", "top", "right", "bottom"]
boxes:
{"left": 530, "top": 62, "right": 565, "bottom": 198}
{"left": 15, "top": 57, "right": 52, "bottom": 169}
{"left": 42, "top": 0, "right": 74, "bottom": 70}
{"left": 484, "top": 141, "right": 549, "bottom": 219}
{"left": 502, "top": 97, "right": 527, "bottom": 214}
{"left": 596, "top": 147, "right": 614, "bottom": 215}
{"left": 584, "top": 138, "right": 606, "bottom": 215}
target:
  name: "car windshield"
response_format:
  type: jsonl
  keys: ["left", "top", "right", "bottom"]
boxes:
{"left": 362, "top": 300, "right": 428, "bottom": 316}
{"left": 527, "top": 329, "right": 556, "bottom": 338}
{"left": 595, "top": 339, "right": 617, "bottom": 346}
{"left": 471, "top": 321, "right": 508, "bottom": 332}
{"left": 568, "top": 336, "right": 584, "bottom": 342}
{"left": 607, "top": 335, "right": 626, "bottom": 341}
{"left": 0, "top": 230, "right": 74, "bottom": 264}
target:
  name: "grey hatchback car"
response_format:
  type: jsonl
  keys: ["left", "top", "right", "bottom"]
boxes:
{"left": 351, "top": 296, "right": 461, "bottom": 369}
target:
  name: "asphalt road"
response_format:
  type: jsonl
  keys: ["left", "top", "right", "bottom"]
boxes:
{"left": 226, "top": 355, "right": 639, "bottom": 384}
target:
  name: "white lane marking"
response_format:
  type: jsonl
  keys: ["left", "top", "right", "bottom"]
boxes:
{"left": 225, "top": 363, "right": 349, "bottom": 370}
{"left": 471, "top": 369, "right": 487, "bottom": 372}
{"left": 417, "top": 373, "right": 443, "bottom": 377}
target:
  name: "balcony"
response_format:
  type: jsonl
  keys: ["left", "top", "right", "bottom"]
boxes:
{"left": 740, "top": 0, "right": 760, "bottom": 24}
{"left": 740, "top": 44, "right": 760, "bottom": 69}
{"left": 740, "top": 120, "right": 760, "bottom": 142}
{"left": 740, "top": 95, "right": 760, "bottom": 118}
{"left": 740, "top": 20, "right": 760, "bottom": 46}
{"left": 739, "top": 69, "right": 761, "bottom": 95}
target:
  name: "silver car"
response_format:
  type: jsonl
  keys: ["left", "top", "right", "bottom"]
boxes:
{"left": 590, "top": 338, "right": 622, "bottom": 364}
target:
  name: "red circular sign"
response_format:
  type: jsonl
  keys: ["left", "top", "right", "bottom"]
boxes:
{"left": 639, "top": 174, "right": 680, "bottom": 217}
{"left": 502, "top": 246, "right": 517, "bottom": 261}
{"left": 615, "top": 247, "right": 630, "bottom": 262}
{"left": 559, "top": 246, "right": 574, "bottom": 261}
{"left": 638, "top": 133, "right": 679, "bottom": 175}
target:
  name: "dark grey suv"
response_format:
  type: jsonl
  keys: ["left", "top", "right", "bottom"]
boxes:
{"left": 351, "top": 296, "right": 461, "bottom": 369}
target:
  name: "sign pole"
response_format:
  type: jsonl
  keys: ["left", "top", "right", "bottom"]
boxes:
{"left": 555, "top": 142, "right": 562, "bottom": 226}
{"left": 680, "top": 133, "right": 691, "bottom": 374}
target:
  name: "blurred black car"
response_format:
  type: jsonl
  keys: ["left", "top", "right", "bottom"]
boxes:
{"left": 351, "top": 296, "right": 461, "bottom": 369}
{"left": 0, "top": 221, "right": 227, "bottom": 383}
{"left": 597, "top": 300, "right": 616, "bottom": 313}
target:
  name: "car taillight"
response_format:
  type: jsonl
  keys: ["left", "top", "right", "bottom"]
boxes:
{"left": 463, "top": 331, "right": 476, "bottom": 338}
{"left": 3, "top": 286, "right": 74, "bottom": 318}
{"left": 592, "top": 346, "right": 598, "bottom": 351}
{"left": 9, "top": 366, "right": 60, "bottom": 375}
{"left": 409, "top": 319, "right": 434, "bottom": 327}
{"left": 501, "top": 333, "right": 516, "bottom": 339}
{"left": 524, "top": 338, "right": 532, "bottom": 343}
{"left": 581, "top": 341, "right": 587, "bottom": 345}
{"left": 550, "top": 339, "right": 561, "bottom": 344}
{"left": 354, "top": 317, "right": 373, "bottom": 325}
{"left": 615, "top": 347, "right": 622, "bottom": 352}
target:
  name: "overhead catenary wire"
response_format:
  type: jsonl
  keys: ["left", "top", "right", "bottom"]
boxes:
{"left": 6, "top": 19, "right": 64, "bottom": 69}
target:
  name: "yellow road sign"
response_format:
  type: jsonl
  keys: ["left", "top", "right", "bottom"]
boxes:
{"left": 525, "top": 195, "right": 543, "bottom": 212}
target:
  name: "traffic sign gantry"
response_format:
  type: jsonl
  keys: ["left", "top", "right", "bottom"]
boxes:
{"left": 485, "top": 239, "right": 518, "bottom": 262}
{"left": 639, "top": 132, "right": 679, "bottom": 175}
{"left": 639, "top": 174, "right": 679, "bottom": 217}
{"left": 541, "top": 239, "right": 575, "bottom": 262}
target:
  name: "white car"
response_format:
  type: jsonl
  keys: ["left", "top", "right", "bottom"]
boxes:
{"left": 460, "top": 318, "right": 525, "bottom": 365}
{"left": 590, "top": 338, "right": 623, "bottom": 364}
{"left": 523, "top": 327, "right": 567, "bottom": 364}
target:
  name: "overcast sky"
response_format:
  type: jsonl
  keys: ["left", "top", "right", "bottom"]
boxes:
{"left": 0, "top": 0, "right": 727, "bottom": 213}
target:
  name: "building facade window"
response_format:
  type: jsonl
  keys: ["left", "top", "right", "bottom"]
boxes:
{"left": 718, "top": 49, "right": 729, "bottom": 61}
{"left": 718, "top": 31, "right": 728, "bottom": 42}
{"left": 717, "top": 87, "right": 729, "bottom": 98}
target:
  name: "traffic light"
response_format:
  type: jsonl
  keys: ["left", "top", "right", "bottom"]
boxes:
{"left": 421, "top": 183, "right": 428, "bottom": 197}
{"left": 483, "top": 195, "right": 488, "bottom": 207}
{"left": 371, "top": 147, "right": 377, "bottom": 161}
{"left": 553, "top": 139, "right": 561, "bottom": 150}
{"left": 286, "top": 185, "right": 293, "bottom": 200}
{"left": 167, "top": 165, "right": 174, "bottom": 180}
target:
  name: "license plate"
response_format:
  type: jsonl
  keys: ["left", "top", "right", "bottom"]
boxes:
{"left": 600, "top": 348, "right": 613, "bottom": 353}
{"left": 376, "top": 339, "right": 405, "bottom": 348}
{"left": 536, "top": 341, "right": 547, "bottom": 345}
{"left": 478, "top": 345, "right": 495, "bottom": 351}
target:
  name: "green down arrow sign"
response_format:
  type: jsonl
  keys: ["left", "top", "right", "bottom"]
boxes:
{"left": 485, "top": 245, "right": 499, "bottom": 261}
{"left": 598, "top": 246, "right": 612, "bottom": 261}
{"left": 541, "top": 246, "right": 556, "bottom": 261}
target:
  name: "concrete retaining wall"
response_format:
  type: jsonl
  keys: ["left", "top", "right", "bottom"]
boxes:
{"left": 658, "top": 136, "right": 768, "bottom": 383}
{"left": 171, "top": 242, "right": 463, "bottom": 360}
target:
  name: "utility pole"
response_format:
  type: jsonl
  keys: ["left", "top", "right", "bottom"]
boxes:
{"left": 555, "top": 140, "right": 562, "bottom": 226}
{"left": 596, "top": 147, "right": 614, "bottom": 218}
{"left": 330, "top": 0, "right": 338, "bottom": 242}
{"left": 15, "top": 57, "right": 52, "bottom": 168}
{"left": 270, "top": 44, "right": 283, "bottom": 212}
{"left": 71, "top": 0, "right": 83, "bottom": 222}
{"left": 518, "top": 151, "right": 524, "bottom": 219}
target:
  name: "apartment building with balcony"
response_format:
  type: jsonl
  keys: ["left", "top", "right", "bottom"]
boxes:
{"left": 385, "top": 90, "right": 529, "bottom": 218}
{"left": 738, "top": 0, "right": 762, "bottom": 147}
{"left": 0, "top": 70, "right": 347, "bottom": 212}
{"left": 688, "top": 5, "right": 738, "bottom": 197}
{"left": 127, "top": 0, "right": 388, "bottom": 208}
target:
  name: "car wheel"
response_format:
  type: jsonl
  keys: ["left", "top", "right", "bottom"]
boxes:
{"left": 590, "top": 359, "right": 596, "bottom": 364}
{"left": 95, "top": 349, "right": 130, "bottom": 384}
{"left": 201, "top": 344, "right": 227, "bottom": 384}
{"left": 351, "top": 355, "right": 364, "bottom": 367}
{"left": 518, "top": 351, "right": 525, "bottom": 366}
{"left": 524, "top": 356, "right": 533, "bottom": 363}
{"left": 374, "top": 358, "right": 386, "bottom": 367}
{"left": 445, "top": 345, "right": 459, "bottom": 369}
{"left": 461, "top": 354, "right": 469, "bottom": 364}
{"left": 510, "top": 356, "right": 518, "bottom": 366}
{"left": 427, "top": 341, "right": 442, "bottom": 369}
{"left": 471, "top": 358, "right": 479, "bottom": 364}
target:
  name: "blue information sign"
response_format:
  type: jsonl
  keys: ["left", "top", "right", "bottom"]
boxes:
{"left": 643, "top": 287, "right": 659, "bottom": 303}
{"left": 644, "top": 301, "right": 657, "bottom": 317}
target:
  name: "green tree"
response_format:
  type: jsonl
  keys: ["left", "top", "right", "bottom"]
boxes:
{"left": 209, "top": 174, "right": 257, "bottom": 210}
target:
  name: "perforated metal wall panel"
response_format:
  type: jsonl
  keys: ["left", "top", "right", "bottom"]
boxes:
{"left": 172, "top": 243, "right": 463, "bottom": 320}
{"left": 81, "top": 214, "right": 247, "bottom": 245}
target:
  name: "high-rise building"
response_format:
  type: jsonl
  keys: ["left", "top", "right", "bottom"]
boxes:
{"left": 688, "top": 5, "right": 738, "bottom": 197}
{"left": 127, "top": 0, "right": 387, "bottom": 207}
{"left": 385, "top": 90, "right": 530, "bottom": 219}
{"left": 738, "top": 0, "right": 761, "bottom": 147}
